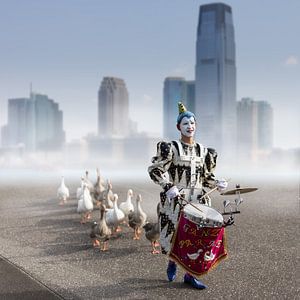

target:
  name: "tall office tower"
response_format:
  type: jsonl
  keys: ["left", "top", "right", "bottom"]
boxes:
{"left": 237, "top": 98, "right": 273, "bottom": 161}
{"left": 237, "top": 98, "right": 257, "bottom": 161}
{"left": 163, "top": 77, "right": 187, "bottom": 140}
{"left": 98, "top": 77, "right": 129, "bottom": 138}
{"left": 256, "top": 101, "right": 273, "bottom": 150}
{"left": 195, "top": 3, "right": 236, "bottom": 157}
{"left": 4, "top": 98, "right": 36, "bottom": 150}
{"left": 32, "top": 93, "right": 65, "bottom": 150}
{"left": 2, "top": 93, "right": 65, "bottom": 151}
{"left": 186, "top": 80, "right": 195, "bottom": 116}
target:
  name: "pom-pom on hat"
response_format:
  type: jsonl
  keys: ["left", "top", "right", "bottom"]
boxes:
{"left": 177, "top": 101, "right": 195, "bottom": 124}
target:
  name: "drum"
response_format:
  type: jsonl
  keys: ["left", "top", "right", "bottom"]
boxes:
{"left": 169, "top": 203, "right": 227, "bottom": 277}
{"left": 183, "top": 203, "right": 223, "bottom": 228}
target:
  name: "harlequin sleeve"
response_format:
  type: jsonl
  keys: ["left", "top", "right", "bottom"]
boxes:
{"left": 148, "top": 141, "right": 174, "bottom": 190}
{"left": 203, "top": 147, "right": 218, "bottom": 188}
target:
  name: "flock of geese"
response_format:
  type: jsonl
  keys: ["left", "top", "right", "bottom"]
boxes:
{"left": 57, "top": 169, "right": 160, "bottom": 254}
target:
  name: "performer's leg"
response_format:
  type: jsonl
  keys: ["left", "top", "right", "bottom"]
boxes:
{"left": 166, "top": 260, "right": 177, "bottom": 282}
{"left": 183, "top": 273, "right": 207, "bottom": 289}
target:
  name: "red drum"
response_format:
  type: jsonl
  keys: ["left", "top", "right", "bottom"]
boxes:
{"left": 169, "top": 203, "right": 227, "bottom": 277}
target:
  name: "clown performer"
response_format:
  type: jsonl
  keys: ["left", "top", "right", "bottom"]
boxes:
{"left": 148, "top": 102, "right": 228, "bottom": 289}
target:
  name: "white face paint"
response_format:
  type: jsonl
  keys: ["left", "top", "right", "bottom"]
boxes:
{"left": 179, "top": 116, "right": 196, "bottom": 138}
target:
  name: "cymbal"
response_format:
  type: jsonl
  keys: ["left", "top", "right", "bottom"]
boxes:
{"left": 221, "top": 187, "right": 258, "bottom": 195}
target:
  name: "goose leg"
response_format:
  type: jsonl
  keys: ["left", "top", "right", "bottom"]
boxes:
{"left": 133, "top": 228, "right": 139, "bottom": 240}
{"left": 136, "top": 227, "right": 142, "bottom": 239}
{"left": 115, "top": 226, "right": 122, "bottom": 233}
{"left": 151, "top": 242, "right": 160, "bottom": 254}
{"left": 102, "top": 241, "right": 109, "bottom": 251}
{"left": 92, "top": 239, "right": 100, "bottom": 247}
{"left": 86, "top": 212, "right": 91, "bottom": 220}
{"left": 154, "top": 240, "right": 160, "bottom": 247}
{"left": 80, "top": 214, "right": 86, "bottom": 224}
{"left": 99, "top": 242, "right": 103, "bottom": 251}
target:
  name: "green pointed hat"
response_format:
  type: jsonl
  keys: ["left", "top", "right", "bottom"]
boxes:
{"left": 177, "top": 101, "right": 195, "bottom": 124}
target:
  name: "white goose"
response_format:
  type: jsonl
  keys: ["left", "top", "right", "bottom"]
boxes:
{"left": 57, "top": 176, "right": 70, "bottom": 205}
{"left": 103, "top": 180, "right": 114, "bottom": 209}
{"left": 83, "top": 170, "right": 94, "bottom": 194}
{"left": 76, "top": 177, "right": 85, "bottom": 199}
{"left": 105, "top": 194, "right": 125, "bottom": 232}
{"left": 77, "top": 184, "right": 94, "bottom": 224}
{"left": 128, "top": 194, "right": 147, "bottom": 240}
{"left": 119, "top": 189, "right": 134, "bottom": 217}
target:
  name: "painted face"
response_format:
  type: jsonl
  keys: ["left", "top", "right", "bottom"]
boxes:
{"left": 179, "top": 116, "right": 196, "bottom": 137}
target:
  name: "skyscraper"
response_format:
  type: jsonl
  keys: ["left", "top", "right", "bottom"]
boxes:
{"left": 237, "top": 98, "right": 273, "bottom": 161}
{"left": 256, "top": 101, "right": 273, "bottom": 150}
{"left": 163, "top": 77, "right": 187, "bottom": 140}
{"left": 32, "top": 93, "right": 65, "bottom": 150}
{"left": 6, "top": 98, "right": 32, "bottom": 149}
{"left": 195, "top": 3, "right": 236, "bottom": 157}
{"left": 2, "top": 93, "right": 65, "bottom": 150}
{"left": 186, "top": 80, "right": 195, "bottom": 116}
{"left": 236, "top": 98, "right": 257, "bottom": 161}
{"left": 98, "top": 77, "right": 129, "bottom": 138}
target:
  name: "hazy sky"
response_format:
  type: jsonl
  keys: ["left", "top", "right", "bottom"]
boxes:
{"left": 0, "top": 0, "right": 299, "bottom": 149}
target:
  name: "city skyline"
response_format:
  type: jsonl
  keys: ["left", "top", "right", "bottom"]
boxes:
{"left": 0, "top": 0, "right": 299, "bottom": 149}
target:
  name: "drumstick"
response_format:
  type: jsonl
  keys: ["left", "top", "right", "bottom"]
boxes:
{"left": 177, "top": 188, "right": 217, "bottom": 213}
{"left": 177, "top": 178, "right": 231, "bottom": 213}
{"left": 178, "top": 196, "right": 204, "bottom": 212}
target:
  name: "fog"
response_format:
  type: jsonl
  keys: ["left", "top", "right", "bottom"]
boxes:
{"left": 0, "top": 146, "right": 298, "bottom": 186}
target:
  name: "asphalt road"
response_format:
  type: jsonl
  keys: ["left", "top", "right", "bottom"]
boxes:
{"left": 0, "top": 175, "right": 299, "bottom": 299}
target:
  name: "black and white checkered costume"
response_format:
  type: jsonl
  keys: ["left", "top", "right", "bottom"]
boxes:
{"left": 148, "top": 140, "right": 217, "bottom": 254}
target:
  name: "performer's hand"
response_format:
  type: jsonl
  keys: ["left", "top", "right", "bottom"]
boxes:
{"left": 165, "top": 185, "right": 180, "bottom": 201}
{"left": 216, "top": 179, "right": 228, "bottom": 192}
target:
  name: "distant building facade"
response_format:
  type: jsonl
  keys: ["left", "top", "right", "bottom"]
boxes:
{"left": 163, "top": 77, "right": 195, "bottom": 140}
{"left": 256, "top": 101, "right": 273, "bottom": 150}
{"left": 237, "top": 98, "right": 273, "bottom": 161}
{"left": 1, "top": 93, "right": 65, "bottom": 151}
{"left": 195, "top": 3, "right": 236, "bottom": 157}
{"left": 98, "top": 77, "right": 129, "bottom": 138}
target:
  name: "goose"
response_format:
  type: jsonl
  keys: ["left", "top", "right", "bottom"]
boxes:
{"left": 83, "top": 170, "right": 94, "bottom": 194}
{"left": 76, "top": 177, "right": 85, "bottom": 199}
{"left": 103, "top": 180, "right": 114, "bottom": 209}
{"left": 119, "top": 189, "right": 134, "bottom": 217}
{"left": 128, "top": 194, "right": 147, "bottom": 240}
{"left": 143, "top": 203, "right": 160, "bottom": 254}
{"left": 90, "top": 204, "right": 112, "bottom": 251}
{"left": 77, "top": 184, "right": 94, "bottom": 224}
{"left": 93, "top": 168, "right": 106, "bottom": 205}
{"left": 57, "top": 176, "right": 70, "bottom": 205}
{"left": 105, "top": 194, "right": 125, "bottom": 232}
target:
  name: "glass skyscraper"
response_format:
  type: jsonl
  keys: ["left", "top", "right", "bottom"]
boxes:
{"left": 195, "top": 3, "right": 236, "bottom": 157}
{"left": 2, "top": 93, "right": 65, "bottom": 150}
{"left": 98, "top": 77, "right": 129, "bottom": 138}
{"left": 237, "top": 98, "right": 273, "bottom": 161}
{"left": 163, "top": 77, "right": 187, "bottom": 140}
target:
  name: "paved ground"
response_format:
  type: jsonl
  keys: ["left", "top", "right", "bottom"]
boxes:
{"left": 0, "top": 173, "right": 299, "bottom": 299}
{"left": 0, "top": 255, "right": 62, "bottom": 300}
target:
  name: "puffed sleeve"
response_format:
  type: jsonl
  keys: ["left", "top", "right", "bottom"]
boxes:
{"left": 203, "top": 147, "right": 217, "bottom": 188}
{"left": 148, "top": 141, "right": 174, "bottom": 189}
